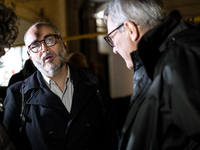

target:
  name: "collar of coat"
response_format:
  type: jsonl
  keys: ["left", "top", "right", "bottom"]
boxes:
{"left": 21, "top": 63, "right": 99, "bottom": 116}
{"left": 132, "top": 15, "right": 196, "bottom": 80}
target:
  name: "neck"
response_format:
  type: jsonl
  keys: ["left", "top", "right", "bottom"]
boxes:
{"left": 48, "top": 63, "right": 68, "bottom": 92}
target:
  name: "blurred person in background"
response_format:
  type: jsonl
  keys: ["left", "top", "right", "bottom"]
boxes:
{"left": 66, "top": 52, "right": 89, "bottom": 69}
{"left": 0, "top": 3, "right": 19, "bottom": 150}
{"left": 103, "top": 0, "right": 200, "bottom": 149}
{"left": 8, "top": 58, "right": 37, "bottom": 87}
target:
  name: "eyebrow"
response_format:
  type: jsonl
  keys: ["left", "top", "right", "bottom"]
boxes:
{"left": 30, "top": 34, "right": 55, "bottom": 45}
{"left": 43, "top": 34, "right": 55, "bottom": 39}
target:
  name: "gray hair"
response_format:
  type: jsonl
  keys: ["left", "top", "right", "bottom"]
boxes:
{"left": 24, "top": 21, "right": 61, "bottom": 44}
{"left": 104, "top": 0, "right": 165, "bottom": 32}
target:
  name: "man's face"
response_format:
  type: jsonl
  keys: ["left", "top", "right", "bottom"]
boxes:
{"left": 107, "top": 16, "right": 135, "bottom": 69}
{"left": 25, "top": 24, "right": 67, "bottom": 76}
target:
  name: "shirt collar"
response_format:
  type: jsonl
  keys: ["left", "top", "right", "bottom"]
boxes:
{"left": 42, "top": 66, "right": 71, "bottom": 85}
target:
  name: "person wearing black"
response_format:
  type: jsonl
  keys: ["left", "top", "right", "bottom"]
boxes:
{"left": 103, "top": 0, "right": 200, "bottom": 149}
{"left": 3, "top": 21, "right": 118, "bottom": 150}
{"left": 8, "top": 58, "right": 37, "bottom": 87}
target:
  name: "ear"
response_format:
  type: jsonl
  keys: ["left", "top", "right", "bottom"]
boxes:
{"left": 63, "top": 41, "right": 67, "bottom": 49}
{"left": 124, "top": 21, "right": 139, "bottom": 41}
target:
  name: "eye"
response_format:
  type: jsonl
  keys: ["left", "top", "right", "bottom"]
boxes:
{"left": 45, "top": 36, "right": 55, "bottom": 46}
{"left": 30, "top": 42, "right": 40, "bottom": 51}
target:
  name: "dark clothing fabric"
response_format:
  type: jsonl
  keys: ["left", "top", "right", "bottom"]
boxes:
{"left": 0, "top": 124, "right": 16, "bottom": 150}
{"left": 119, "top": 15, "right": 200, "bottom": 150}
{"left": 8, "top": 58, "right": 37, "bottom": 87}
{"left": 8, "top": 59, "right": 37, "bottom": 87}
{"left": 0, "top": 98, "right": 16, "bottom": 150}
{"left": 8, "top": 70, "right": 24, "bottom": 86}
{"left": 3, "top": 63, "right": 118, "bottom": 150}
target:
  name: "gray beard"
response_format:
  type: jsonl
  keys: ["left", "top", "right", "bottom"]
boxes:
{"left": 32, "top": 47, "right": 66, "bottom": 76}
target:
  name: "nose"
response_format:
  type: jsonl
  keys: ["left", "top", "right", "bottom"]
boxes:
{"left": 113, "top": 47, "right": 118, "bottom": 54}
{"left": 41, "top": 42, "right": 49, "bottom": 53}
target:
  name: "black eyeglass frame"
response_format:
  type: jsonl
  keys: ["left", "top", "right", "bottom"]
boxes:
{"left": 104, "top": 23, "right": 124, "bottom": 47}
{"left": 104, "top": 22, "right": 138, "bottom": 47}
{"left": 28, "top": 34, "right": 61, "bottom": 53}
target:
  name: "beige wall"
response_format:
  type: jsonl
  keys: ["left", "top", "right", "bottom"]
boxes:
{"left": 5, "top": 0, "right": 67, "bottom": 45}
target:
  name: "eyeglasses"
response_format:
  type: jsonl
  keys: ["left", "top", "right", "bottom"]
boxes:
{"left": 104, "top": 23, "right": 124, "bottom": 47}
{"left": 28, "top": 34, "right": 61, "bottom": 53}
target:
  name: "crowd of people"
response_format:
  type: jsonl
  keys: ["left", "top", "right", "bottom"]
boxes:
{"left": 1, "top": 0, "right": 200, "bottom": 149}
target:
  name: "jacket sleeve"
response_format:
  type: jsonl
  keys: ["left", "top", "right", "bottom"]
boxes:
{"left": 163, "top": 38, "right": 200, "bottom": 142}
{"left": 2, "top": 82, "right": 23, "bottom": 149}
{"left": 0, "top": 123, "right": 16, "bottom": 150}
{"left": 98, "top": 76, "right": 118, "bottom": 150}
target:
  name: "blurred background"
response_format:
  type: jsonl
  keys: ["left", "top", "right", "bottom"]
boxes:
{"left": 0, "top": 0, "right": 200, "bottom": 100}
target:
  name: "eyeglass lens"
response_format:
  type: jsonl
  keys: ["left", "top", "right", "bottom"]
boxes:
{"left": 105, "top": 36, "right": 114, "bottom": 47}
{"left": 29, "top": 35, "right": 57, "bottom": 53}
{"left": 104, "top": 23, "right": 124, "bottom": 47}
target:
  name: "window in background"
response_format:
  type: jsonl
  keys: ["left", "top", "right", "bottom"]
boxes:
{"left": 0, "top": 46, "right": 29, "bottom": 86}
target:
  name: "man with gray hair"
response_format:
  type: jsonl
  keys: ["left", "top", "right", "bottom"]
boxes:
{"left": 3, "top": 21, "right": 118, "bottom": 150}
{"left": 104, "top": 0, "right": 200, "bottom": 149}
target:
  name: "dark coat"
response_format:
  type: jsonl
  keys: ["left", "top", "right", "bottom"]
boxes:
{"left": 3, "top": 63, "right": 118, "bottom": 150}
{"left": 0, "top": 123, "right": 16, "bottom": 150}
{"left": 0, "top": 98, "right": 16, "bottom": 150}
{"left": 8, "top": 58, "right": 37, "bottom": 87}
{"left": 119, "top": 15, "right": 200, "bottom": 150}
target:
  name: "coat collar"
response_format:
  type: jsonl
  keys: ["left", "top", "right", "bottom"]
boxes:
{"left": 23, "top": 63, "right": 98, "bottom": 116}
{"left": 68, "top": 63, "right": 98, "bottom": 118}
{"left": 137, "top": 15, "right": 181, "bottom": 79}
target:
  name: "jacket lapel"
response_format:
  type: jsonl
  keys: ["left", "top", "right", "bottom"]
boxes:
{"left": 24, "top": 65, "right": 98, "bottom": 119}
{"left": 70, "top": 79, "right": 97, "bottom": 119}
{"left": 24, "top": 71, "right": 68, "bottom": 113}
{"left": 27, "top": 88, "right": 67, "bottom": 112}
{"left": 68, "top": 64, "right": 98, "bottom": 119}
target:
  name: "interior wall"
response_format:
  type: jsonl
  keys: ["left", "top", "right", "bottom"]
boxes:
{"left": 4, "top": 0, "right": 67, "bottom": 46}
{"left": 65, "top": 0, "right": 85, "bottom": 54}
{"left": 98, "top": 34, "right": 133, "bottom": 99}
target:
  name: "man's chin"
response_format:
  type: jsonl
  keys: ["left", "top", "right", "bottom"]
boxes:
{"left": 127, "top": 66, "right": 133, "bottom": 70}
{"left": 126, "top": 62, "right": 133, "bottom": 70}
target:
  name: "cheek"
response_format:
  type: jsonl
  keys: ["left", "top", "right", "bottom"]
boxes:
{"left": 116, "top": 36, "right": 128, "bottom": 50}
{"left": 123, "top": 36, "right": 135, "bottom": 53}
{"left": 118, "top": 37, "right": 134, "bottom": 60}
{"left": 30, "top": 52, "right": 41, "bottom": 61}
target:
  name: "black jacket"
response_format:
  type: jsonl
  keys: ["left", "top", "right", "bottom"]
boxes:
{"left": 119, "top": 15, "right": 200, "bottom": 150}
{"left": 8, "top": 58, "right": 37, "bottom": 87}
{"left": 0, "top": 98, "right": 16, "bottom": 150}
{"left": 0, "top": 123, "right": 16, "bottom": 150}
{"left": 3, "top": 63, "right": 118, "bottom": 150}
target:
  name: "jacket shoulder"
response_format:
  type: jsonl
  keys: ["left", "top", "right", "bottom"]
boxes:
{"left": 173, "top": 24, "right": 200, "bottom": 42}
{"left": 8, "top": 80, "right": 23, "bottom": 92}
{"left": 78, "top": 69, "right": 101, "bottom": 85}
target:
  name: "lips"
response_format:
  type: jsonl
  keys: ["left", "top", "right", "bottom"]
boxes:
{"left": 44, "top": 54, "right": 54, "bottom": 62}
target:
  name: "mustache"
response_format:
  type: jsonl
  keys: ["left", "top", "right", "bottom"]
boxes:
{"left": 41, "top": 51, "right": 56, "bottom": 62}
